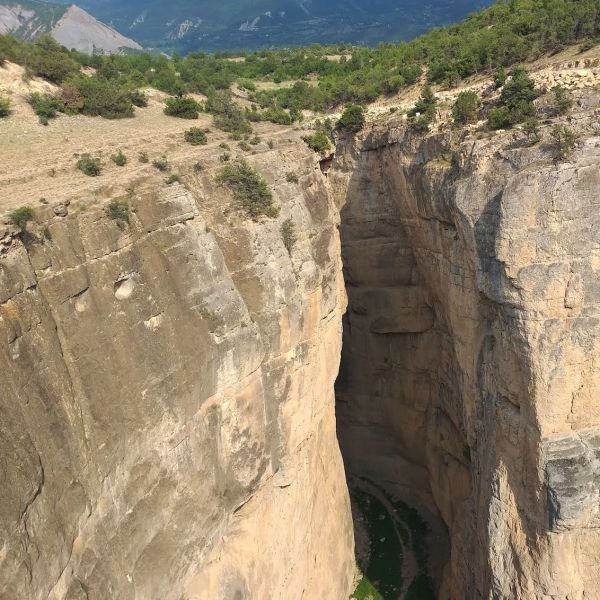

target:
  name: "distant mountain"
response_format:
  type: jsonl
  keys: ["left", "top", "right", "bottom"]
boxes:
{"left": 70, "top": 0, "right": 494, "bottom": 52}
{"left": 0, "top": 0, "right": 141, "bottom": 53}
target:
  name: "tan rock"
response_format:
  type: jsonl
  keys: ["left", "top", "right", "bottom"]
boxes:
{"left": 0, "top": 148, "right": 354, "bottom": 599}
{"left": 333, "top": 101, "right": 600, "bottom": 599}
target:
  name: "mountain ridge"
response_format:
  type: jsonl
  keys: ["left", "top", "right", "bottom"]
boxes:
{"left": 0, "top": 0, "right": 141, "bottom": 52}
{"left": 71, "top": 0, "right": 494, "bottom": 51}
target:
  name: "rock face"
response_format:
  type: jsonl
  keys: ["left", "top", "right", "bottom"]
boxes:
{"left": 52, "top": 5, "right": 142, "bottom": 53}
{"left": 0, "top": 149, "right": 354, "bottom": 598}
{"left": 333, "top": 98, "right": 600, "bottom": 598}
{"left": 3, "top": 76, "right": 600, "bottom": 599}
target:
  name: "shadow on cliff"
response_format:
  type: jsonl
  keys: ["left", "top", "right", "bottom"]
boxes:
{"left": 333, "top": 125, "right": 544, "bottom": 599}
{"left": 472, "top": 189, "right": 544, "bottom": 599}
{"left": 334, "top": 127, "right": 452, "bottom": 599}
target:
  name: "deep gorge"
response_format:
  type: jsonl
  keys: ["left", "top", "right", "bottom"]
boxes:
{"left": 333, "top": 114, "right": 600, "bottom": 599}
{"left": 2, "top": 107, "right": 600, "bottom": 599}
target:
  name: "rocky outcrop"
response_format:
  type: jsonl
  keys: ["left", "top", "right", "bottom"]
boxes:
{"left": 333, "top": 92, "right": 600, "bottom": 598}
{"left": 0, "top": 149, "right": 354, "bottom": 599}
{"left": 52, "top": 5, "right": 142, "bottom": 53}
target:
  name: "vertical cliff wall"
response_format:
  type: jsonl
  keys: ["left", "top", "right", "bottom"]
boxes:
{"left": 333, "top": 104, "right": 600, "bottom": 599}
{"left": 0, "top": 145, "right": 354, "bottom": 599}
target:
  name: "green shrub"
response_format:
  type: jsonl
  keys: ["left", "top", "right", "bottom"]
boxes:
{"left": 152, "top": 156, "right": 169, "bottom": 171}
{"left": 238, "top": 78, "right": 257, "bottom": 92}
{"left": 281, "top": 218, "right": 297, "bottom": 253}
{"left": 523, "top": 117, "right": 541, "bottom": 143}
{"left": 27, "top": 35, "right": 79, "bottom": 84}
{"left": 214, "top": 111, "right": 252, "bottom": 135}
{"left": 111, "top": 150, "right": 127, "bottom": 166}
{"left": 249, "top": 136, "right": 261, "bottom": 145}
{"left": 487, "top": 106, "right": 512, "bottom": 129}
{"left": 0, "top": 97, "right": 10, "bottom": 118}
{"left": 408, "top": 86, "right": 437, "bottom": 131}
{"left": 552, "top": 85, "right": 573, "bottom": 116}
{"left": 28, "top": 93, "right": 63, "bottom": 124}
{"left": 551, "top": 125, "right": 579, "bottom": 159}
{"left": 106, "top": 199, "right": 129, "bottom": 222}
{"left": 452, "top": 91, "right": 481, "bottom": 125}
{"left": 219, "top": 152, "right": 231, "bottom": 162}
{"left": 77, "top": 154, "right": 102, "bottom": 176}
{"left": 410, "top": 115, "right": 432, "bottom": 132}
{"left": 303, "top": 130, "right": 330, "bottom": 153}
{"left": 493, "top": 67, "right": 507, "bottom": 88}
{"left": 70, "top": 77, "right": 135, "bottom": 119}
{"left": 336, "top": 104, "right": 365, "bottom": 133}
{"left": 216, "top": 159, "right": 279, "bottom": 219}
{"left": 164, "top": 95, "right": 201, "bottom": 119}
{"left": 9, "top": 206, "right": 34, "bottom": 230}
{"left": 579, "top": 38, "right": 596, "bottom": 53}
{"left": 165, "top": 173, "right": 182, "bottom": 185}
{"left": 184, "top": 127, "right": 208, "bottom": 145}
{"left": 238, "top": 140, "right": 251, "bottom": 151}
{"left": 59, "top": 84, "right": 84, "bottom": 113}
{"left": 259, "top": 107, "right": 293, "bottom": 125}
{"left": 207, "top": 90, "right": 252, "bottom": 134}
{"left": 128, "top": 89, "right": 148, "bottom": 108}
{"left": 219, "top": 142, "right": 231, "bottom": 150}
{"left": 489, "top": 67, "right": 538, "bottom": 129}
{"left": 206, "top": 90, "right": 235, "bottom": 115}
{"left": 286, "top": 172, "right": 299, "bottom": 184}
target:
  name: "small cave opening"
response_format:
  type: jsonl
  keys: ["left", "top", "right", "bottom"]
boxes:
{"left": 334, "top": 157, "right": 453, "bottom": 600}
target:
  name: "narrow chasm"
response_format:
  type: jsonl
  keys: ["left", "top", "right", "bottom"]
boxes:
{"left": 334, "top": 138, "right": 465, "bottom": 600}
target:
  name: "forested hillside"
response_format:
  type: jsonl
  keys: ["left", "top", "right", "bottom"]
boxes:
{"left": 1, "top": 0, "right": 598, "bottom": 122}
{"left": 64, "top": 0, "right": 493, "bottom": 51}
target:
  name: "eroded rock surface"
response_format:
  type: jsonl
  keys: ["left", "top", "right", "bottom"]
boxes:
{"left": 333, "top": 95, "right": 600, "bottom": 599}
{"left": 0, "top": 148, "right": 354, "bottom": 599}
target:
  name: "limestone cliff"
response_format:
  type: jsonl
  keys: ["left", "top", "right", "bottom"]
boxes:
{"left": 0, "top": 144, "right": 354, "bottom": 599}
{"left": 3, "top": 60, "right": 600, "bottom": 600}
{"left": 333, "top": 90, "right": 600, "bottom": 598}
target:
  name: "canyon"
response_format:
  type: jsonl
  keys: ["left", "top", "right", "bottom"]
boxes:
{"left": 334, "top": 95, "right": 600, "bottom": 597}
{"left": 1, "top": 70, "right": 600, "bottom": 599}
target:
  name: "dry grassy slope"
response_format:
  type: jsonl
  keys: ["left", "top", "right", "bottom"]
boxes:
{"left": 0, "top": 63, "right": 306, "bottom": 219}
{"left": 2, "top": 42, "right": 600, "bottom": 220}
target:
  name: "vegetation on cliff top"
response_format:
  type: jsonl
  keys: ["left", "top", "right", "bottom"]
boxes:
{"left": 0, "top": 0, "right": 598, "bottom": 125}
{"left": 216, "top": 159, "right": 279, "bottom": 218}
{"left": 9, "top": 206, "right": 34, "bottom": 230}
{"left": 336, "top": 104, "right": 365, "bottom": 133}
